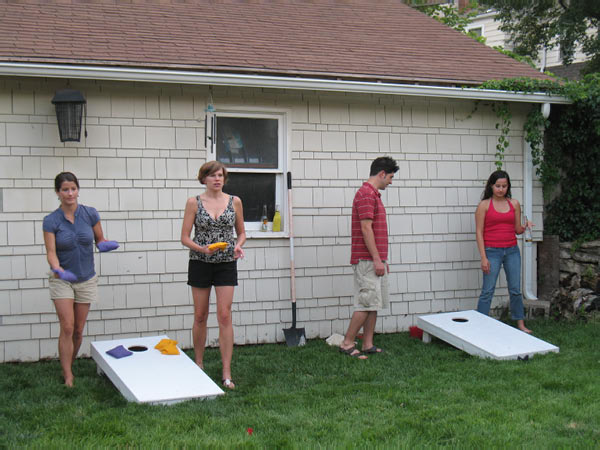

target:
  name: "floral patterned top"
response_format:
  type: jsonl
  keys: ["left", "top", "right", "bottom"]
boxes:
{"left": 189, "top": 195, "right": 236, "bottom": 263}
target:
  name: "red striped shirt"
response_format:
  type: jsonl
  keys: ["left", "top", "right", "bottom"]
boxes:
{"left": 350, "top": 182, "right": 388, "bottom": 264}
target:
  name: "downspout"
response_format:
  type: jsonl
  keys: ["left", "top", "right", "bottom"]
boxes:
{"left": 540, "top": 47, "right": 547, "bottom": 73}
{"left": 523, "top": 102, "right": 550, "bottom": 300}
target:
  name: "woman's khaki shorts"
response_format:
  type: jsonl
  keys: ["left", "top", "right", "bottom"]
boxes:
{"left": 49, "top": 274, "right": 98, "bottom": 303}
{"left": 353, "top": 259, "right": 389, "bottom": 311}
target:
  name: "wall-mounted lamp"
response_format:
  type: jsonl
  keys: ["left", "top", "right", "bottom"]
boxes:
{"left": 51, "top": 89, "right": 87, "bottom": 142}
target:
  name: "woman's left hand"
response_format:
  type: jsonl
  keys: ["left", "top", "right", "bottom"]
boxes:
{"left": 525, "top": 220, "right": 534, "bottom": 229}
{"left": 234, "top": 245, "right": 245, "bottom": 260}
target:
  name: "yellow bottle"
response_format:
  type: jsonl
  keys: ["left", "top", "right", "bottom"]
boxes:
{"left": 272, "top": 205, "right": 281, "bottom": 232}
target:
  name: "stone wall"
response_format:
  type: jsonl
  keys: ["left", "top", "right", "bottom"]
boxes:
{"left": 553, "top": 241, "right": 600, "bottom": 318}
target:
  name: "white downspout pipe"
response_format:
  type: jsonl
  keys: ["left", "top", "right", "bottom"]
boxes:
{"left": 540, "top": 47, "right": 547, "bottom": 73}
{"left": 523, "top": 102, "right": 550, "bottom": 300}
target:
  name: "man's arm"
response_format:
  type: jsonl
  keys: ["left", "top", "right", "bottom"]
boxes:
{"left": 360, "top": 219, "right": 385, "bottom": 276}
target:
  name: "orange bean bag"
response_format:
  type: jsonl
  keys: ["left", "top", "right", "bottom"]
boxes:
{"left": 208, "top": 242, "right": 228, "bottom": 251}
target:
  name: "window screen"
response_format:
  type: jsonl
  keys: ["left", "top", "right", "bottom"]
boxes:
{"left": 216, "top": 117, "right": 278, "bottom": 169}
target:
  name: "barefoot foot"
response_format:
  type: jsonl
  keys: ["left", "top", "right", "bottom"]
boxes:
{"left": 517, "top": 320, "right": 532, "bottom": 334}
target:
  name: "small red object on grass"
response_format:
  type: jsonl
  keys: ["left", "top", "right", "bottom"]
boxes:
{"left": 409, "top": 326, "right": 423, "bottom": 339}
{"left": 247, "top": 428, "right": 253, "bottom": 436}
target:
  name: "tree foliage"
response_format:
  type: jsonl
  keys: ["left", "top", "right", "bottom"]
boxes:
{"left": 481, "top": 0, "right": 600, "bottom": 74}
{"left": 413, "top": 1, "right": 487, "bottom": 43}
{"left": 543, "top": 73, "right": 600, "bottom": 242}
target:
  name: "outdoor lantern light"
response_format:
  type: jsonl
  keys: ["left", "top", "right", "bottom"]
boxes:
{"left": 51, "top": 89, "right": 87, "bottom": 142}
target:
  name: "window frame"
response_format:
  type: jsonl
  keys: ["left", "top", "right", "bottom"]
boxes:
{"left": 465, "top": 24, "right": 484, "bottom": 38}
{"left": 205, "top": 107, "right": 291, "bottom": 236}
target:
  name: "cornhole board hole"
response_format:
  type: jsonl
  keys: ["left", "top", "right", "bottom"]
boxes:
{"left": 91, "top": 335, "right": 224, "bottom": 405}
{"left": 417, "top": 310, "right": 559, "bottom": 360}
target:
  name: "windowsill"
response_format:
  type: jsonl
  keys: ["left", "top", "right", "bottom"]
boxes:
{"left": 246, "top": 231, "right": 289, "bottom": 239}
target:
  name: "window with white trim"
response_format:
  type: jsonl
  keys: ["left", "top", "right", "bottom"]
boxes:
{"left": 206, "top": 110, "right": 288, "bottom": 233}
{"left": 466, "top": 25, "right": 483, "bottom": 38}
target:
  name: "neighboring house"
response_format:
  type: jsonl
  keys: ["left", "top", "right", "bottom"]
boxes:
{"left": 0, "top": 0, "right": 566, "bottom": 362}
{"left": 464, "top": 6, "right": 592, "bottom": 79}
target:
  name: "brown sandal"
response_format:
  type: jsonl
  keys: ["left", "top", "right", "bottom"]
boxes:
{"left": 339, "top": 346, "right": 367, "bottom": 358}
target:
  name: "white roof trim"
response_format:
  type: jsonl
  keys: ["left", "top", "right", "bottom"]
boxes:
{"left": 0, "top": 62, "right": 570, "bottom": 104}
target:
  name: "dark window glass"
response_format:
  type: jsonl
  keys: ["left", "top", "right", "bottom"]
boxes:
{"left": 223, "top": 173, "right": 276, "bottom": 222}
{"left": 216, "top": 117, "right": 278, "bottom": 169}
{"left": 469, "top": 27, "right": 482, "bottom": 37}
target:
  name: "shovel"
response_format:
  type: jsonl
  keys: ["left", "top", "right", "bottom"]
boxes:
{"left": 283, "top": 172, "right": 306, "bottom": 347}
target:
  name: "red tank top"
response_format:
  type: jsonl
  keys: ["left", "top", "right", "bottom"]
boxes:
{"left": 484, "top": 199, "right": 517, "bottom": 248}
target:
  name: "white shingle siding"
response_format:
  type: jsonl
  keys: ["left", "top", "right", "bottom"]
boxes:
{"left": 0, "top": 78, "right": 542, "bottom": 361}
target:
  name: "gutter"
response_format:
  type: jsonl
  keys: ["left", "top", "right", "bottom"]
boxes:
{"left": 522, "top": 103, "right": 552, "bottom": 301}
{"left": 0, "top": 62, "right": 571, "bottom": 104}
{"left": 523, "top": 138, "right": 538, "bottom": 301}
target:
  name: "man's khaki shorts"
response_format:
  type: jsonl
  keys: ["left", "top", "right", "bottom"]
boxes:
{"left": 353, "top": 260, "right": 389, "bottom": 312}
{"left": 49, "top": 274, "right": 98, "bottom": 303}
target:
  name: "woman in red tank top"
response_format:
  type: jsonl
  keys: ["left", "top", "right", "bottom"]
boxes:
{"left": 475, "top": 170, "right": 533, "bottom": 333}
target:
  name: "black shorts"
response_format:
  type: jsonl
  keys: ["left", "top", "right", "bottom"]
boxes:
{"left": 187, "top": 260, "right": 238, "bottom": 288}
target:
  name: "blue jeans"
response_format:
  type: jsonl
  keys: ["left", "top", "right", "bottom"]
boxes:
{"left": 477, "top": 245, "right": 524, "bottom": 320}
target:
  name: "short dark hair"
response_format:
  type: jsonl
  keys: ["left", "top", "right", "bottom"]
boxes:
{"left": 54, "top": 172, "right": 79, "bottom": 192}
{"left": 370, "top": 156, "right": 399, "bottom": 177}
{"left": 482, "top": 170, "right": 512, "bottom": 200}
{"left": 198, "top": 161, "right": 228, "bottom": 184}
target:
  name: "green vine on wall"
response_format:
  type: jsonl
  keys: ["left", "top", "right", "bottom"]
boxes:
{"left": 478, "top": 74, "right": 600, "bottom": 243}
{"left": 489, "top": 101, "right": 511, "bottom": 170}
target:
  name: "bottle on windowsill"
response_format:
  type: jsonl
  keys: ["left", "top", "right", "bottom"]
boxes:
{"left": 261, "top": 204, "right": 268, "bottom": 232}
{"left": 272, "top": 204, "right": 281, "bottom": 232}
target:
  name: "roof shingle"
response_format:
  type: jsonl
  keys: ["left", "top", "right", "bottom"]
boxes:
{"left": 0, "top": 0, "right": 550, "bottom": 86}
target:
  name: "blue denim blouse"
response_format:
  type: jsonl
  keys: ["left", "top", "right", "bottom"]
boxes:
{"left": 43, "top": 205, "right": 100, "bottom": 282}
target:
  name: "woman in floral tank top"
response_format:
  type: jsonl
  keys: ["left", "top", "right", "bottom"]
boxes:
{"left": 181, "top": 161, "right": 246, "bottom": 390}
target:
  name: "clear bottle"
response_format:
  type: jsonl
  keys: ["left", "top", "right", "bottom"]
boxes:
{"left": 272, "top": 204, "right": 281, "bottom": 232}
{"left": 524, "top": 215, "right": 532, "bottom": 242}
{"left": 261, "top": 204, "right": 268, "bottom": 232}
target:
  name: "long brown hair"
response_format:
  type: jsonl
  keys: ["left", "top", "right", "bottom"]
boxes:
{"left": 482, "top": 170, "right": 512, "bottom": 200}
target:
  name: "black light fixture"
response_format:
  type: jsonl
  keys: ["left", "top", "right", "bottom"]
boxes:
{"left": 51, "top": 89, "right": 87, "bottom": 142}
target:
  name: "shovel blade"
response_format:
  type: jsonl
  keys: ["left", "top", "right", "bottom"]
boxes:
{"left": 283, "top": 327, "right": 306, "bottom": 347}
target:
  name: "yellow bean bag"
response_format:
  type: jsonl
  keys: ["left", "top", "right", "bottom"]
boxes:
{"left": 208, "top": 242, "right": 228, "bottom": 251}
{"left": 154, "top": 338, "right": 180, "bottom": 355}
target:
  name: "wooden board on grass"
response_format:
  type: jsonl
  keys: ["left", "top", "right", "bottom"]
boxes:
{"left": 91, "top": 335, "right": 224, "bottom": 405}
{"left": 417, "top": 310, "right": 559, "bottom": 360}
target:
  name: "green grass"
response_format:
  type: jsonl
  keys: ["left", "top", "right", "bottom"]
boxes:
{"left": 1, "top": 320, "right": 599, "bottom": 447}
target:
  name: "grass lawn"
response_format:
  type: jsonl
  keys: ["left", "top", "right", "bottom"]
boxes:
{"left": 1, "top": 319, "right": 599, "bottom": 447}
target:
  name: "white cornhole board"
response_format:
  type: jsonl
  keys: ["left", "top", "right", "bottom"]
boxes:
{"left": 91, "top": 335, "right": 224, "bottom": 405}
{"left": 417, "top": 310, "right": 559, "bottom": 360}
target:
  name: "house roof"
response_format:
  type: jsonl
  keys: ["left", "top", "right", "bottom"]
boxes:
{"left": 0, "top": 0, "right": 551, "bottom": 87}
{"left": 547, "top": 62, "right": 588, "bottom": 81}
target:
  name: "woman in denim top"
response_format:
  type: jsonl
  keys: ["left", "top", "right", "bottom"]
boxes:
{"left": 43, "top": 172, "right": 118, "bottom": 387}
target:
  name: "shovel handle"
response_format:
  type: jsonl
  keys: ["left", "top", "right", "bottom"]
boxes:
{"left": 287, "top": 172, "right": 296, "bottom": 306}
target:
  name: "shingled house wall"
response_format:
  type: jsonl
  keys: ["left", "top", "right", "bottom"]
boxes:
{"left": 0, "top": 76, "right": 543, "bottom": 362}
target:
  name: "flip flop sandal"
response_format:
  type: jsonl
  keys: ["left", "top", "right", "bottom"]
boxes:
{"left": 222, "top": 378, "right": 236, "bottom": 389}
{"left": 363, "top": 346, "right": 384, "bottom": 354}
{"left": 339, "top": 346, "right": 366, "bottom": 358}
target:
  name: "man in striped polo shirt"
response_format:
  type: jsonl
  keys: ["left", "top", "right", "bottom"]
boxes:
{"left": 340, "top": 156, "right": 399, "bottom": 359}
